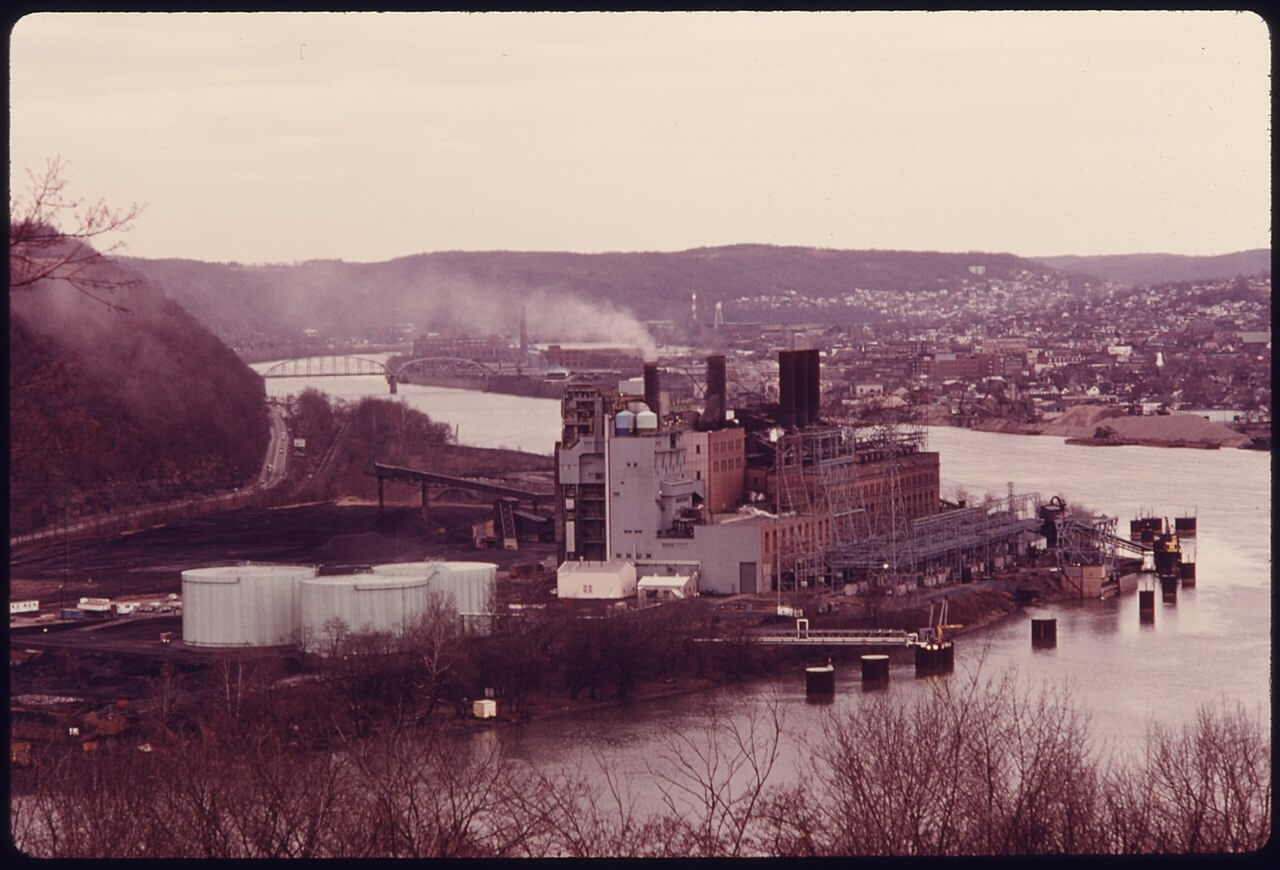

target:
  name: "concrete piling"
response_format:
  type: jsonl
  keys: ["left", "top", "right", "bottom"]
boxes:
{"left": 860, "top": 654, "right": 889, "bottom": 689}
{"left": 1180, "top": 562, "right": 1196, "bottom": 586}
{"left": 915, "top": 642, "right": 954, "bottom": 676}
{"left": 1139, "top": 589, "right": 1155, "bottom": 623}
{"left": 804, "top": 663, "right": 835, "bottom": 697}
{"left": 1031, "top": 617, "right": 1057, "bottom": 648}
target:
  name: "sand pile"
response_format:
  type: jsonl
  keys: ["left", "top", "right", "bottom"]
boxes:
{"left": 1039, "top": 405, "right": 1125, "bottom": 438}
{"left": 1106, "top": 414, "right": 1250, "bottom": 447}
{"left": 1042, "top": 406, "right": 1248, "bottom": 447}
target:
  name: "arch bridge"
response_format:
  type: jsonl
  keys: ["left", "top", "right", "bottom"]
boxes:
{"left": 261, "top": 356, "right": 392, "bottom": 378}
{"left": 394, "top": 357, "right": 495, "bottom": 378}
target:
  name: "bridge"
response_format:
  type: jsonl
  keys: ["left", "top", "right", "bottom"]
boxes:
{"left": 261, "top": 356, "right": 392, "bottom": 378}
{"left": 261, "top": 355, "right": 499, "bottom": 394}
{"left": 394, "top": 357, "right": 495, "bottom": 378}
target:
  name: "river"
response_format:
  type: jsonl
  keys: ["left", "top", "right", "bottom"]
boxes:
{"left": 254, "top": 360, "right": 1270, "bottom": 792}
{"left": 252, "top": 354, "right": 561, "bottom": 454}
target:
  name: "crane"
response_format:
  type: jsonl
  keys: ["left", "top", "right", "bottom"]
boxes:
{"left": 920, "top": 599, "right": 964, "bottom": 647}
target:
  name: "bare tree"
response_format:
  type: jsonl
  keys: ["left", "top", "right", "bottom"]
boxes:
{"left": 402, "top": 591, "right": 464, "bottom": 722}
{"left": 645, "top": 696, "right": 786, "bottom": 857}
{"left": 9, "top": 156, "right": 144, "bottom": 311}
{"left": 1102, "top": 701, "right": 1271, "bottom": 853}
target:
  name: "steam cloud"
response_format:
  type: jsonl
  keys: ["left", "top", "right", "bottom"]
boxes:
{"left": 402, "top": 276, "right": 659, "bottom": 359}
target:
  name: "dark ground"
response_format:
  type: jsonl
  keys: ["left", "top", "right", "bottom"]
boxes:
{"left": 9, "top": 502, "right": 553, "bottom": 604}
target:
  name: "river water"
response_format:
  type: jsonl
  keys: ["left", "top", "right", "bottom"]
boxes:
{"left": 255, "top": 360, "right": 1270, "bottom": 793}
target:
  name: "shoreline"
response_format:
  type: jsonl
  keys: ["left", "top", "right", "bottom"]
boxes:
{"left": 937, "top": 417, "right": 1262, "bottom": 450}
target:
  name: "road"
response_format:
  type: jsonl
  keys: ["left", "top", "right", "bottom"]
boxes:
{"left": 259, "top": 404, "right": 290, "bottom": 487}
{"left": 10, "top": 403, "right": 292, "bottom": 550}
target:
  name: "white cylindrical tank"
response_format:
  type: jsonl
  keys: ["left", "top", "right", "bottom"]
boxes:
{"left": 636, "top": 409, "right": 658, "bottom": 431}
{"left": 298, "top": 571, "right": 433, "bottom": 646}
{"left": 614, "top": 409, "right": 636, "bottom": 435}
{"left": 372, "top": 561, "right": 498, "bottom": 636}
{"left": 181, "top": 564, "right": 316, "bottom": 648}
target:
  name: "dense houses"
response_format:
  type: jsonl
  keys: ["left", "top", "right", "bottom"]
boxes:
{"left": 708, "top": 272, "right": 1270, "bottom": 425}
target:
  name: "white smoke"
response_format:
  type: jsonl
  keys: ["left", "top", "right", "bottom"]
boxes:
{"left": 403, "top": 276, "right": 658, "bottom": 359}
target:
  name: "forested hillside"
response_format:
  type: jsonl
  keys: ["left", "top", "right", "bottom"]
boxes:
{"left": 1032, "top": 249, "right": 1270, "bottom": 285}
{"left": 9, "top": 257, "right": 269, "bottom": 533}
{"left": 123, "top": 246, "right": 1059, "bottom": 348}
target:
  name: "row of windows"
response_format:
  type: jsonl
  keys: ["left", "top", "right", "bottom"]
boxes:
{"left": 712, "top": 457, "right": 743, "bottom": 473}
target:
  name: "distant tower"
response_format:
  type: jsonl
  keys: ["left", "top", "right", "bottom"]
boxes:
{"left": 713, "top": 301, "right": 724, "bottom": 329}
{"left": 519, "top": 306, "right": 528, "bottom": 355}
{"left": 690, "top": 291, "right": 698, "bottom": 327}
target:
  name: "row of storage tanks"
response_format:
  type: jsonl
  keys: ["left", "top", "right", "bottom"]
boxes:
{"left": 181, "top": 562, "right": 497, "bottom": 649}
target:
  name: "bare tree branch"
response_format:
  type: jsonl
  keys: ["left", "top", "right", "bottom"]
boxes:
{"left": 9, "top": 156, "right": 145, "bottom": 311}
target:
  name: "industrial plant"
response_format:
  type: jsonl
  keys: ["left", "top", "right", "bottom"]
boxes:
{"left": 554, "top": 348, "right": 1054, "bottom": 602}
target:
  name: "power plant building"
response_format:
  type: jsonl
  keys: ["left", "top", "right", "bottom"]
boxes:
{"left": 554, "top": 348, "right": 974, "bottom": 598}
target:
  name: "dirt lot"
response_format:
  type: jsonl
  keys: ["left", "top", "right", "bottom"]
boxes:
{"left": 9, "top": 502, "right": 555, "bottom": 604}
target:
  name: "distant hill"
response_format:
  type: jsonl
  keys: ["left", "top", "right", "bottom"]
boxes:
{"left": 122, "top": 245, "right": 1070, "bottom": 348}
{"left": 1031, "top": 249, "right": 1270, "bottom": 285}
{"left": 9, "top": 258, "right": 270, "bottom": 533}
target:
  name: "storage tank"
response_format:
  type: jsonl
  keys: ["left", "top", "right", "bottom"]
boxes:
{"left": 636, "top": 410, "right": 659, "bottom": 431}
{"left": 615, "top": 409, "right": 636, "bottom": 436}
{"left": 372, "top": 561, "right": 498, "bottom": 636}
{"left": 182, "top": 564, "right": 316, "bottom": 648}
{"left": 298, "top": 570, "right": 432, "bottom": 647}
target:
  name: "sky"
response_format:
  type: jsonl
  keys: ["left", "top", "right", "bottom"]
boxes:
{"left": 9, "top": 11, "right": 1272, "bottom": 265}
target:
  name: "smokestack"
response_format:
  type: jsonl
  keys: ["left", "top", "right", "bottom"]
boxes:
{"left": 777, "top": 349, "right": 820, "bottom": 430}
{"left": 803, "top": 348, "right": 820, "bottom": 425}
{"left": 704, "top": 354, "right": 726, "bottom": 428}
{"left": 519, "top": 306, "right": 528, "bottom": 355}
{"left": 778, "top": 350, "right": 798, "bottom": 430}
{"left": 643, "top": 361, "right": 661, "bottom": 419}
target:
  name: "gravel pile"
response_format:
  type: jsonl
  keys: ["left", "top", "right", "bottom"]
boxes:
{"left": 1041, "top": 406, "right": 1248, "bottom": 446}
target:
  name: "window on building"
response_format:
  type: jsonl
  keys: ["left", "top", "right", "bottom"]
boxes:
{"left": 584, "top": 584, "right": 593, "bottom": 593}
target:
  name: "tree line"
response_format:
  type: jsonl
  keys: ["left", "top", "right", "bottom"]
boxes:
{"left": 11, "top": 664, "right": 1269, "bottom": 858}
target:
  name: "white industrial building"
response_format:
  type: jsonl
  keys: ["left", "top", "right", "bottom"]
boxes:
{"left": 557, "top": 400, "right": 775, "bottom": 598}
{"left": 181, "top": 560, "right": 497, "bottom": 649}
{"left": 637, "top": 573, "right": 696, "bottom": 606}
{"left": 557, "top": 560, "right": 637, "bottom": 599}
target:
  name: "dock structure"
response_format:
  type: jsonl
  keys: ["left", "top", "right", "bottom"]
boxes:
{"left": 696, "top": 621, "right": 925, "bottom": 648}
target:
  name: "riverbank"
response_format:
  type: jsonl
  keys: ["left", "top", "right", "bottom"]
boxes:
{"left": 934, "top": 405, "right": 1260, "bottom": 449}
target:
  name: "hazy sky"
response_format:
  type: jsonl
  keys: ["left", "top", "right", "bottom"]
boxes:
{"left": 9, "top": 11, "right": 1271, "bottom": 264}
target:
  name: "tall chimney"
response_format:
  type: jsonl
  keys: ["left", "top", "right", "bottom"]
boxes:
{"left": 643, "top": 361, "right": 661, "bottom": 419}
{"left": 803, "top": 348, "right": 821, "bottom": 426}
{"left": 704, "top": 354, "right": 726, "bottom": 428}
{"left": 778, "top": 350, "right": 798, "bottom": 430}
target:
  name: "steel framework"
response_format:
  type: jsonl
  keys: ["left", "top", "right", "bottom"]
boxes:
{"left": 773, "top": 419, "right": 930, "bottom": 592}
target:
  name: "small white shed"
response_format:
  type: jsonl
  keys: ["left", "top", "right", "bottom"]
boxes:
{"left": 556, "top": 560, "right": 638, "bottom": 600}
{"left": 637, "top": 573, "right": 696, "bottom": 607}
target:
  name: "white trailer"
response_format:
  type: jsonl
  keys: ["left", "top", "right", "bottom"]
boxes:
{"left": 10, "top": 600, "right": 39, "bottom": 615}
